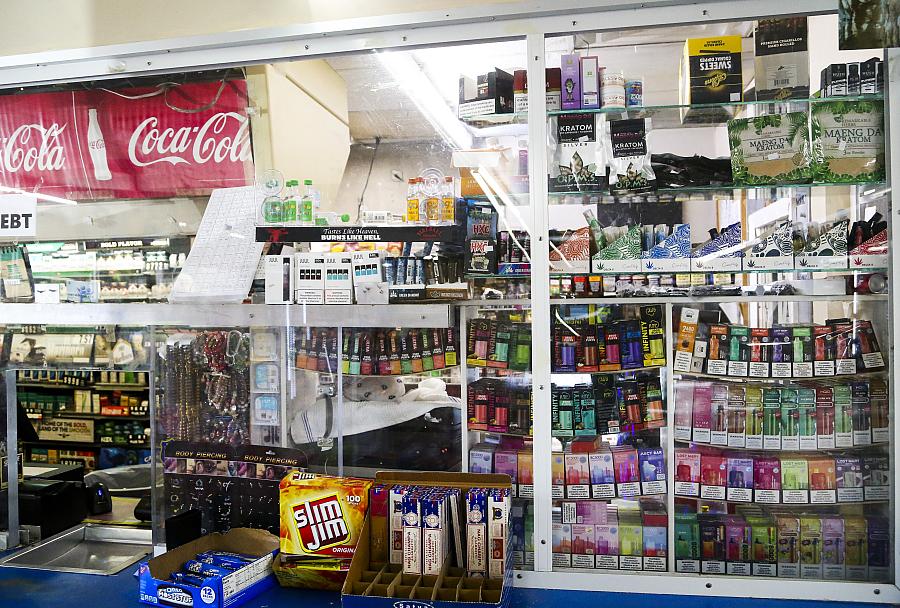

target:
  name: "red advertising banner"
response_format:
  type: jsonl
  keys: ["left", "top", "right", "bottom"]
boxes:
{"left": 0, "top": 80, "right": 254, "bottom": 201}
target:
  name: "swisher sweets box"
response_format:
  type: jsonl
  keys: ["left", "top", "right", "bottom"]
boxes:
{"left": 680, "top": 36, "right": 743, "bottom": 110}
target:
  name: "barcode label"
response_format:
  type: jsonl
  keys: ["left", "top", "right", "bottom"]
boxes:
{"left": 774, "top": 78, "right": 791, "bottom": 86}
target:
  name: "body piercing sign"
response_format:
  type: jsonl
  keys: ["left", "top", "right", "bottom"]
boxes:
{"left": 0, "top": 195, "right": 37, "bottom": 238}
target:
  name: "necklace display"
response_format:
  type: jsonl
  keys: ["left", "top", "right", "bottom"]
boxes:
{"left": 163, "top": 330, "right": 251, "bottom": 446}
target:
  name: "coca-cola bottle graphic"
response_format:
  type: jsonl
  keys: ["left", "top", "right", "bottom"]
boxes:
{"left": 87, "top": 108, "right": 112, "bottom": 181}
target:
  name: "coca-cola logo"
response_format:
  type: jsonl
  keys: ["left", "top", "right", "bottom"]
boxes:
{"left": 0, "top": 122, "right": 67, "bottom": 173}
{"left": 128, "top": 111, "right": 251, "bottom": 167}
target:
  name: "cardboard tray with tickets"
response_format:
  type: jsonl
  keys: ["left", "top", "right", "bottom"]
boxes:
{"left": 342, "top": 471, "right": 513, "bottom": 608}
{"left": 138, "top": 528, "right": 279, "bottom": 608}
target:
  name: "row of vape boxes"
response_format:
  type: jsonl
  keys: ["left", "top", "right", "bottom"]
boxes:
{"left": 16, "top": 368, "right": 149, "bottom": 386}
{"left": 820, "top": 58, "right": 884, "bottom": 97}
{"left": 552, "top": 304, "right": 666, "bottom": 372}
{"left": 384, "top": 485, "right": 510, "bottom": 579}
{"left": 465, "top": 319, "right": 532, "bottom": 370}
{"left": 673, "top": 449, "right": 890, "bottom": 504}
{"left": 674, "top": 309, "right": 886, "bottom": 378}
{"left": 467, "top": 379, "right": 532, "bottom": 435}
{"left": 552, "top": 374, "right": 665, "bottom": 436}
{"left": 675, "top": 511, "right": 890, "bottom": 582}
{"left": 553, "top": 499, "right": 668, "bottom": 571}
{"left": 294, "top": 327, "right": 459, "bottom": 374}
{"left": 264, "top": 251, "right": 466, "bottom": 305}
{"left": 674, "top": 379, "right": 890, "bottom": 449}
{"left": 469, "top": 446, "right": 534, "bottom": 499}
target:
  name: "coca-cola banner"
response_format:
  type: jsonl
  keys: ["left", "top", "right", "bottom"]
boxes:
{"left": 0, "top": 80, "right": 253, "bottom": 200}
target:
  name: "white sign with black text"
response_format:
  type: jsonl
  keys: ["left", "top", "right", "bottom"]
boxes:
{"left": 0, "top": 195, "right": 37, "bottom": 237}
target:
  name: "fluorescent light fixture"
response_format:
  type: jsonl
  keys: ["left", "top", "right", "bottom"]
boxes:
{"left": 376, "top": 50, "right": 473, "bottom": 150}
{"left": 0, "top": 185, "right": 76, "bottom": 205}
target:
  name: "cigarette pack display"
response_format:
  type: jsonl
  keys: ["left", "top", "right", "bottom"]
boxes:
{"left": 638, "top": 448, "right": 666, "bottom": 495}
{"left": 674, "top": 450, "right": 701, "bottom": 496}
{"left": 808, "top": 457, "right": 837, "bottom": 504}
{"left": 589, "top": 451, "right": 616, "bottom": 499}
{"left": 780, "top": 459, "right": 809, "bottom": 504}
{"left": 565, "top": 453, "right": 591, "bottom": 499}
{"left": 799, "top": 517, "right": 823, "bottom": 579}
{"left": 612, "top": 446, "right": 640, "bottom": 497}
{"left": 776, "top": 515, "right": 801, "bottom": 578}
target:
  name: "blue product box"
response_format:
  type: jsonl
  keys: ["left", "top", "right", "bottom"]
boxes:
{"left": 138, "top": 528, "right": 278, "bottom": 608}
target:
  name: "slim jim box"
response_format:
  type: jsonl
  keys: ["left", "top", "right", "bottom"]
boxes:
{"left": 342, "top": 471, "right": 513, "bottom": 608}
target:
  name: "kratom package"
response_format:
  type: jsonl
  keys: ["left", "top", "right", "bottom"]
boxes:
{"left": 727, "top": 112, "right": 812, "bottom": 186}
{"left": 549, "top": 112, "right": 605, "bottom": 193}
{"left": 811, "top": 100, "right": 885, "bottom": 183}
{"left": 604, "top": 117, "right": 656, "bottom": 194}
{"left": 277, "top": 472, "right": 372, "bottom": 590}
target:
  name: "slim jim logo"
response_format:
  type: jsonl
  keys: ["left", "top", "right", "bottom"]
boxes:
{"left": 128, "top": 111, "right": 251, "bottom": 167}
{"left": 0, "top": 122, "right": 67, "bottom": 173}
{"left": 292, "top": 494, "right": 350, "bottom": 553}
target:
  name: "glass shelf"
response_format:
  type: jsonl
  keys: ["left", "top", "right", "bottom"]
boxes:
{"left": 548, "top": 95, "right": 886, "bottom": 129}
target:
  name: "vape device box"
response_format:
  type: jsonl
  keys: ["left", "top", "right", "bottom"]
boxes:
{"left": 791, "top": 326, "right": 813, "bottom": 378}
{"left": 799, "top": 517, "right": 823, "bottom": 579}
{"left": 748, "top": 328, "right": 771, "bottom": 378}
{"left": 640, "top": 305, "right": 666, "bottom": 367}
{"left": 827, "top": 63, "right": 848, "bottom": 96}
{"left": 638, "top": 448, "right": 666, "bottom": 495}
{"left": 561, "top": 500, "right": 607, "bottom": 526}
{"left": 776, "top": 515, "right": 801, "bottom": 578}
{"left": 138, "top": 528, "right": 278, "bottom": 608}
{"left": 560, "top": 54, "right": 581, "bottom": 110}
{"left": 580, "top": 56, "right": 600, "bottom": 109}
{"left": 699, "top": 516, "right": 726, "bottom": 574}
{"left": 808, "top": 457, "right": 837, "bottom": 504}
{"left": 552, "top": 522, "right": 572, "bottom": 567}
{"left": 352, "top": 251, "right": 384, "bottom": 285}
{"left": 863, "top": 456, "right": 890, "bottom": 501}
{"left": 589, "top": 451, "right": 616, "bottom": 499}
{"left": 324, "top": 253, "right": 354, "bottom": 304}
{"left": 674, "top": 380, "right": 694, "bottom": 441}
{"left": 618, "top": 521, "right": 643, "bottom": 571}
{"left": 571, "top": 524, "right": 595, "bottom": 567}
{"left": 700, "top": 454, "right": 727, "bottom": 500}
{"left": 493, "top": 451, "right": 518, "bottom": 490}
{"left": 843, "top": 516, "right": 867, "bottom": 581}
{"left": 745, "top": 400, "right": 764, "bottom": 449}
{"left": 754, "top": 457, "right": 781, "bottom": 504}
{"left": 726, "top": 325, "right": 750, "bottom": 377}
{"left": 264, "top": 255, "right": 294, "bottom": 304}
{"left": 643, "top": 524, "right": 668, "bottom": 571}
{"left": 595, "top": 521, "right": 619, "bottom": 569}
{"left": 867, "top": 516, "right": 891, "bottom": 582}
{"left": 675, "top": 513, "right": 700, "bottom": 573}
{"left": 835, "top": 456, "right": 864, "bottom": 502}
{"left": 551, "top": 453, "right": 565, "bottom": 499}
{"left": 294, "top": 253, "right": 325, "bottom": 304}
{"left": 681, "top": 36, "right": 743, "bottom": 106}
{"left": 861, "top": 57, "right": 879, "bottom": 94}
{"left": 821, "top": 517, "right": 845, "bottom": 580}
{"left": 726, "top": 457, "right": 754, "bottom": 502}
{"left": 691, "top": 381, "right": 712, "bottom": 443}
{"left": 724, "top": 519, "right": 751, "bottom": 575}
{"left": 754, "top": 17, "right": 809, "bottom": 101}
{"left": 749, "top": 517, "right": 778, "bottom": 576}
{"left": 564, "top": 453, "right": 590, "bottom": 499}
{"left": 674, "top": 450, "right": 701, "bottom": 497}
{"left": 705, "top": 324, "right": 729, "bottom": 375}
{"left": 458, "top": 68, "right": 514, "bottom": 119}
{"left": 517, "top": 451, "right": 534, "bottom": 498}
{"left": 780, "top": 459, "right": 809, "bottom": 504}
{"left": 817, "top": 404, "right": 836, "bottom": 449}
{"left": 674, "top": 307, "right": 699, "bottom": 372}
{"left": 469, "top": 444, "right": 494, "bottom": 474}
{"left": 612, "top": 446, "right": 640, "bottom": 497}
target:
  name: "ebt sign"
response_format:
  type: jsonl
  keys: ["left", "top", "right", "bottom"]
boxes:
{"left": 128, "top": 111, "right": 251, "bottom": 167}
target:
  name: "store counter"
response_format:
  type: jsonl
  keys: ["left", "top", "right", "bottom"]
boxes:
{"left": 0, "top": 564, "right": 871, "bottom": 608}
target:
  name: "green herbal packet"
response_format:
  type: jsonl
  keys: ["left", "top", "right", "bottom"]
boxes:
{"left": 810, "top": 99, "right": 885, "bottom": 184}
{"left": 727, "top": 111, "right": 812, "bottom": 186}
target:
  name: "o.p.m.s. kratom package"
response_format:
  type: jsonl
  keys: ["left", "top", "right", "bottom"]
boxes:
{"left": 727, "top": 112, "right": 812, "bottom": 186}
{"left": 603, "top": 117, "right": 656, "bottom": 194}
{"left": 277, "top": 472, "right": 372, "bottom": 590}
{"left": 549, "top": 112, "right": 605, "bottom": 193}
{"left": 810, "top": 99, "right": 885, "bottom": 183}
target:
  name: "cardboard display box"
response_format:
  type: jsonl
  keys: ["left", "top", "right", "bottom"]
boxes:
{"left": 138, "top": 528, "right": 279, "bottom": 608}
{"left": 342, "top": 471, "right": 512, "bottom": 608}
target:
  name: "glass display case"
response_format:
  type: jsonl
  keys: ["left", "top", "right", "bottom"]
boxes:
{"left": 0, "top": 2, "right": 896, "bottom": 604}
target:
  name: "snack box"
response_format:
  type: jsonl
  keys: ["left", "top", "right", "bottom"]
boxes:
{"left": 138, "top": 528, "right": 279, "bottom": 608}
{"left": 342, "top": 471, "right": 512, "bottom": 608}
